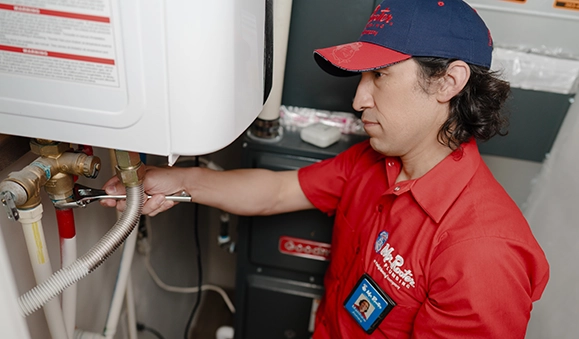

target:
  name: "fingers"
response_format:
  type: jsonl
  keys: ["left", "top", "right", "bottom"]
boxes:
{"left": 102, "top": 175, "right": 122, "bottom": 192}
{"left": 99, "top": 165, "right": 182, "bottom": 216}
{"left": 99, "top": 176, "right": 127, "bottom": 210}
{"left": 143, "top": 194, "right": 178, "bottom": 217}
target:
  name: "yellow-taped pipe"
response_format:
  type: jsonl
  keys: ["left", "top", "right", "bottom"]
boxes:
{"left": 19, "top": 205, "right": 69, "bottom": 339}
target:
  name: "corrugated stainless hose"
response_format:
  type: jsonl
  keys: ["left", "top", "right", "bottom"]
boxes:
{"left": 18, "top": 185, "right": 144, "bottom": 317}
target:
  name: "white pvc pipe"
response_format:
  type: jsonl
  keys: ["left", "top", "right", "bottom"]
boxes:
{"left": 215, "top": 326, "right": 234, "bottom": 339}
{"left": 125, "top": 275, "right": 138, "bottom": 339}
{"left": 0, "top": 218, "right": 31, "bottom": 338}
{"left": 19, "top": 205, "right": 69, "bottom": 339}
{"left": 103, "top": 225, "right": 138, "bottom": 339}
{"left": 74, "top": 329, "right": 104, "bottom": 339}
{"left": 18, "top": 185, "right": 145, "bottom": 317}
{"left": 61, "top": 236, "right": 77, "bottom": 339}
{"left": 258, "top": 0, "right": 294, "bottom": 120}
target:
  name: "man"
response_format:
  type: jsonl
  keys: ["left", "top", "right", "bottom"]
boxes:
{"left": 354, "top": 299, "right": 371, "bottom": 320}
{"left": 102, "top": 0, "right": 549, "bottom": 337}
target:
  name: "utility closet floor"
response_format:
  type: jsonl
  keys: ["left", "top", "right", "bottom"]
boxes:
{"left": 189, "top": 289, "right": 234, "bottom": 339}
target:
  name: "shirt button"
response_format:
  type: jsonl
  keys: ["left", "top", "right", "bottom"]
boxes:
{"left": 388, "top": 161, "right": 394, "bottom": 167}
{"left": 394, "top": 186, "right": 401, "bottom": 192}
{"left": 377, "top": 204, "right": 383, "bottom": 212}
{"left": 355, "top": 247, "right": 360, "bottom": 254}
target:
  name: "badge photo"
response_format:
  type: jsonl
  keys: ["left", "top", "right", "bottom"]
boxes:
{"left": 343, "top": 273, "right": 396, "bottom": 334}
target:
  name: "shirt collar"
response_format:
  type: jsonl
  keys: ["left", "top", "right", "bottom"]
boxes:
{"left": 384, "top": 139, "right": 481, "bottom": 223}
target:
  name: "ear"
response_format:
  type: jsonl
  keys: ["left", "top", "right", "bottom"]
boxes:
{"left": 436, "top": 60, "right": 470, "bottom": 103}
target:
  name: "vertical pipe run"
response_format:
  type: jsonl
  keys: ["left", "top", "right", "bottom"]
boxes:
{"left": 18, "top": 185, "right": 145, "bottom": 317}
{"left": 249, "top": 0, "right": 293, "bottom": 140}
{"left": 56, "top": 208, "right": 77, "bottom": 339}
{"left": 20, "top": 205, "right": 69, "bottom": 339}
{"left": 258, "top": 0, "right": 293, "bottom": 121}
{"left": 103, "top": 227, "right": 138, "bottom": 339}
{"left": 125, "top": 275, "right": 138, "bottom": 339}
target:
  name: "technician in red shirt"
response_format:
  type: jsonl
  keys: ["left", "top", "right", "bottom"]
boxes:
{"left": 102, "top": 0, "right": 550, "bottom": 337}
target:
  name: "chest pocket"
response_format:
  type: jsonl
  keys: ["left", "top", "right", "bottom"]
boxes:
{"left": 367, "top": 253, "right": 426, "bottom": 337}
{"left": 327, "top": 210, "right": 358, "bottom": 281}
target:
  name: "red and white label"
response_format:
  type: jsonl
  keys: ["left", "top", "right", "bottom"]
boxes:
{"left": 279, "top": 236, "right": 331, "bottom": 262}
{"left": 0, "top": 1, "right": 119, "bottom": 86}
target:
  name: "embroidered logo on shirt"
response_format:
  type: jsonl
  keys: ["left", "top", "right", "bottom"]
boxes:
{"left": 373, "top": 232, "right": 415, "bottom": 290}
{"left": 374, "top": 231, "right": 389, "bottom": 253}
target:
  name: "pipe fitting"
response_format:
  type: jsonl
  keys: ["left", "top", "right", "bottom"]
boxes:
{"left": 80, "top": 154, "right": 101, "bottom": 179}
{"left": 57, "top": 152, "right": 101, "bottom": 179}
{"left": 0, "top": 180, "right": 28, "bottom": 207}
{"left": 44, "top": 173, "right": 74, "bottom": 203}
{"left": 1, "top": 182, "right": 27, "bottom": 220}
{"left": 2, "top": 164, "right": 47, "bottom": 209}
{"left": 0, "top": 150, "right": 101, "bottom": 210}
{"left": 115, "top": 150, "right": 141, "bottom": 169}
{"left": 29, "top": 140, "right": 71, "bottom": 158}
{"left": 114, "top": 150, "right": 144, "bottom": 187}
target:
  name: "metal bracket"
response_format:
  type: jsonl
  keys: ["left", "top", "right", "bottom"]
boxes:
{"left": 1, "top": 191, "right": 19, "bottom": 221}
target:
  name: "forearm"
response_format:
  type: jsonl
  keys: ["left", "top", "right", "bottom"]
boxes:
{"left": 183, "top": 167, "right": 314, "bottom": 216}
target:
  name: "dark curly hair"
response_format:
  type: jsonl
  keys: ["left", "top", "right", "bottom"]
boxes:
{"left": 414, "top": 57, "right": 511, "bottom": 150}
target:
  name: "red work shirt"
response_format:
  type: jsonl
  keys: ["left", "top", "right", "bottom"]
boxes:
{"left": 298, "top": 139, "right": 549, "bottom": 338}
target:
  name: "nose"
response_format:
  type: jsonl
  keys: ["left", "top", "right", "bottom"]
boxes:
{"left": 352, "top": 72, "right": 374, "bottom": 112}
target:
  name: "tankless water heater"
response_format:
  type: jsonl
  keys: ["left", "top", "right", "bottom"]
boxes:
{"left": 0, "top": 0, "right": 272, "bottom": 164}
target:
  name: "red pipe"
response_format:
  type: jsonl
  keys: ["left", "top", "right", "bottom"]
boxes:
{"left": 55, "top": 208, "right": 76, "bottom": 239}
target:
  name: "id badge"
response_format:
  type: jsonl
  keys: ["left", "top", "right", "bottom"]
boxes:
{"left": 343, "top": 273, "right": 396, "bottom": 334}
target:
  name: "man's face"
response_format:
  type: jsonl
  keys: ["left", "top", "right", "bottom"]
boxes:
{"left": 353, "top": 59, "right": 447, "bottom": 158}
{"left": 359, "top": 300, "right": 369, "bottom": 312}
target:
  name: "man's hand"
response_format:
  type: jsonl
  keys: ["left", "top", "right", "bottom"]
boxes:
{"left": 100, "top": 165, "right": 188, "bottom": 216}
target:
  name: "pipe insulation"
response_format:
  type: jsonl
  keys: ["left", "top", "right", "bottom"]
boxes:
{"left": 18, "top": 185, "right": 144, "bottom": 317}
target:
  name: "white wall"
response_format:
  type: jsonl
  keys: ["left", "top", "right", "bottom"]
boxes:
{"left": 523, "top": 98, "right": 579, "bottom": 339}
{"left": 468, "top": 3, "right": 579, "bottom": 336}
{"left": 481, "top": 155, "right": 542, "bottom": 210}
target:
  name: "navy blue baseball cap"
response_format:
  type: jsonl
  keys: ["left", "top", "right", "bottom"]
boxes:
{"left": 314, "top": 0, "right": 494, "bottom": 77}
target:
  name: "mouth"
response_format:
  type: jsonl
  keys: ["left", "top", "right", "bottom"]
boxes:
{"left": 362, "top": 120, "right": 379, "bottom": 128}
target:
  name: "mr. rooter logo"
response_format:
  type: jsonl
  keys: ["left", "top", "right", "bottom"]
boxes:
{"left": 362, "top": 5, "right": 393, "bottom": 36}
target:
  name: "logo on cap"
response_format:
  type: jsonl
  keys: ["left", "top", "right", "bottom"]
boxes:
{"left": 361, "top": 5, "right": 393, "bottom": 37}
{"left": 331, "top": 42, "right": 363, "bottom": 65}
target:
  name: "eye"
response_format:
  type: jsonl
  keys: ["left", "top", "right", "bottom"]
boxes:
{"left": 372, "top": 71, "right": 384, "bottom": 79}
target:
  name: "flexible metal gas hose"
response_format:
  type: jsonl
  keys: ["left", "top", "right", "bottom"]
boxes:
{"left": 18, "top": 185, "right": 144, "bottom": 317}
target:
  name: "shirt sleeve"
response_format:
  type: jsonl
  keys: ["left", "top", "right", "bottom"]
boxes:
{"left": 298, "top": 140, "right": 372, "bottom": 216}
{"left": 411, "top": 237, "right": 549, "bottom": 339}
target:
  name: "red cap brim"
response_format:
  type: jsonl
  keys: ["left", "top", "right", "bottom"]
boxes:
{"left": 314, "top": 42, "right": 411, "bottom": 77}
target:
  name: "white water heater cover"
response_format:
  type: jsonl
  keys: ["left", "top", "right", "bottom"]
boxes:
{"left": 0, "top": 0, "right": 270, "bottom": 164}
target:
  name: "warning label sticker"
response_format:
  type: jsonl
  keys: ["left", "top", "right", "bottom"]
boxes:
{"left": 554, "top": 0, "right": 579, "bottom": 10}
{"left": 0, "top": 1, "right": 119, "bottom": 86}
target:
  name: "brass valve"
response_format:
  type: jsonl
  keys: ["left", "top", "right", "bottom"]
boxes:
{"left": 0, "top": 140, "right": 102, "bottom": 211}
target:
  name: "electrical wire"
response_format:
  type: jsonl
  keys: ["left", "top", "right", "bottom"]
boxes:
{"left": 184, "top": 156, "right": 202, "bottom": 339}
{"left": 140, "top": 215, "right": 236, "bottom": 313}
{"left": 137, "top": 322, "right": 165, "bottom": 339}
{"left": 143, "top": 256, "right": 235, "bottom": 313}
